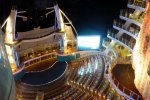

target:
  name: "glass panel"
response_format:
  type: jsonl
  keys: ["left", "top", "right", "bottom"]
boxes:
{"left": 0, "top": 29, "right": 15, "bottom": 99}
{"left": 0, "top": 30, "right": 10, "bottom": 68}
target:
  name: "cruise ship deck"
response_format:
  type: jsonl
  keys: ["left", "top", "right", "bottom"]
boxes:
{"left": 1, "top": 0, "right": 150, "bottom": 100}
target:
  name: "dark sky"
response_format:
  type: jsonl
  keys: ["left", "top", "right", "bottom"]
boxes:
{"left": 0, "top": 0, "right": 128, "bottom": 37}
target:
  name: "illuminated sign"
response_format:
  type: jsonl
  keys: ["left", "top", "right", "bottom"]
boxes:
{"left": 77, "top": 36, "right": 100, "bottom": 50}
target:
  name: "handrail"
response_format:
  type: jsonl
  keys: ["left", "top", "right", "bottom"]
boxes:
{"left": 13, "top": 67, "right": 24, "bottom": 75}
{"left": 128, "top": 0, "right": 146, "bottom": 9}
{"left": 26, "top": 61, "right": 58, "bottom": 73}
{"left": 110, "top": 74, "right": 142, "bottom": 100}
{"left": 113, "top": 20, "right": 139, "bottom": 37}
{"left": 120, "top": 9, "right": 144, "bottom": 24}
{"left": 23, "top": 52, "right": 56, "bottom": 64}
{"left": 12, "top": 52, "right": 57, "bottom": 75}
{"left": 108, "top": 32, "right": 135, "bottom": 50}
{"left": 14, "top": 51, "right": 106, "bottom": 79}
{"left": 18, "top": 42, "right": 59, "bottom": 54}
{"left": 108, "top": 59, "right": 142, "bottom": 100}
{"left": 20, "top": 61, "right": 68, "bottom": 87}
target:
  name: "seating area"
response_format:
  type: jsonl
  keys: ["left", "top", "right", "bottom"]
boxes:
{"left": 16, "top": 52, "right": 125, "bottom": 99}
{"left": 66, "top": 54, "right": 122, "bottom": 99}
{"left": 16, "top": 75, "right": 68, "bottom": 99}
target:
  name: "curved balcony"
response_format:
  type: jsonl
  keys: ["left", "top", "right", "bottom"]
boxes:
{"left": 108, "top": 59, "right": 143, "bottom": 100}
{"left": 120, "top": 9, "right": 143, "bottom": 27}
{"left": 113, "top": 20, "right": 140, "bottom": 39}
{"left": 107, "top": 32, "right": 135, "bottom": 52}
{"left": 109, "top": 74, "right": 142, "bottom": 100}
{"left": 127, "top": 0, "right": 146, "bottom": 11}
{"left": 21, "top": 61, "right": 67, "bottom": 86}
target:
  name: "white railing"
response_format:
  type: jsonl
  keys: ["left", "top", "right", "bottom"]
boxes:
{"left": 21, "top": 61, "right": 68, "bottom": 87}
{"left": 113, "top": 20, "right": 139, "bottom": 39}
{"left": 108, "top": 59, "right": 142, "bottom": 100}
{"left": 128, "top": 0, "right": 146, "bottom": 10}
{"left": 23, "top": 52, "right": 57, "bottom": 69}
{"left": 107, "top": 32, "right": 135, "bottom": 51}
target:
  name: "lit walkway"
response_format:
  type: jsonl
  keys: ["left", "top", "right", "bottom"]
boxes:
{"left": 21, "top": 61, "right": 67, "bottom": 85}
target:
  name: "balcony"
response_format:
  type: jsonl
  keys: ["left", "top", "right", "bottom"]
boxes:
{"left": 113, "top": 20, "right": 140, "bottom": 39}
{"left": 107, "top": 59, "right": 143, "bottom": 100}
{"left": 107, "top": 31, "right": 135, "bottom": 52}
{"left": 127, "top": 0, "right": 146, "bottom": 11}
{"left": 120, "top": 9, "right": 144, "bottom": 27}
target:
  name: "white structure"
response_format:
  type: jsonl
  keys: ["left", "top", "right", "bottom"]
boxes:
{"left": 2, "top": 4, "right": 77, "bottom": 70}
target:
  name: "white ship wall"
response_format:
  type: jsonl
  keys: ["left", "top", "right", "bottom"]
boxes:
{"left": 132, "top": 1, "right": 150, "bottom": 100}
{"left": 0, "top": 29, "right": 16, "bottom": 100}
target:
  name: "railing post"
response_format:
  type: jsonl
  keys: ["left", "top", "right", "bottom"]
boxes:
{"left": 130, "top": 91, "right": 133, "bottom": 97}
{"left": 123, "top": 87, "right": 125, "bottom": 93}
{"left": 117, "top": 81, "right": 119, "bottom": 87}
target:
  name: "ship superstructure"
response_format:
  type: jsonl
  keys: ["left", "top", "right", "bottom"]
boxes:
{"left": 102, "top": 0, "right": 146, "bottom": 99}
{"left": 0, "top": 0, "right": 150, "bottom": 100}
{"left": 1, "top": 4, "right": 77, "bottom": 72}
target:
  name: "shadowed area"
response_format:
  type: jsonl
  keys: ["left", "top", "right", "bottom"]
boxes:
{"left": 112, "top": 64, "right": 141, "bottom": 95}
{"left": 21, "top": 61, "right": 67, "bottom": 85}
{"left": 24, "top": 59, "right": 56, "bottom": 72}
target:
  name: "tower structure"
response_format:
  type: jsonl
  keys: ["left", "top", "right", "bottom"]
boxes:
{"left": 2, "top": 4, "right": 77, "bottom": 72}
{"left": 103, "top": 0, "right": 146, "bottom": 99}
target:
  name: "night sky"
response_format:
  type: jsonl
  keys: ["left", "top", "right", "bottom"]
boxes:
{"left": 0, "top": 0, "right": 128, "bottom": 38}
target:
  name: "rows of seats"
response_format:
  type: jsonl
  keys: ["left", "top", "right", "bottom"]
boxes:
{"left": 67, "top": 55, "right": 123, "bottom": 99}
{"left": 16, "top": 74, "right": 67, "bottom": 100}
{"left": 16, "top": 52, "right": 124, "bottom": 99}
{"left": 67, "top": 55, "right": 105, "bottom": 95}
{"left": 52, "top": 87, "right": 86, "bottom": 100}
{"left": 16, "top": 73, "right": 95, "bottom": 100}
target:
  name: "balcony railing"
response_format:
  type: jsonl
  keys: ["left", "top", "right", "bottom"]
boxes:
{"left": 120, "top": 9, "right": 144, "bottom": 25}
{"left": 108, "top": 59, "right": 142, "bottom": 100}
{"left": 113, "top": 20, "right": 140, "bottom": 38}
{"left": 23, "top": 52, "right": 57, "bottom": 69}
{"left": 110, "top": 74, "right": 143, "bottom": 100}
{"left": 128, "top": 0, "right": 146, "bottom": 9}
{"left": 107, "top": 32, "right": 135, "bottom": 51}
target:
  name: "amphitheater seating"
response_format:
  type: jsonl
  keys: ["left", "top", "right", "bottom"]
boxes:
{"left": 16, "top": 75, "right": 67, "bottom": 99}
{"left": 16, "top": 53, "right": 125, "bottom": 99}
